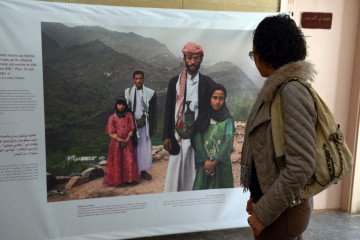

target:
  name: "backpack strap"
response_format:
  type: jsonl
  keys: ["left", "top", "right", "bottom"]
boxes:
{"left": 271, "top": 77, "right": 311, "bottom": 171}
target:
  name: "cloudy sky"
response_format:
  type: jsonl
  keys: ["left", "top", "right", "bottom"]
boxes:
{"left": 105, "top": 25, "right": 264, "bottom": 87}
{"left": 64, "top": 23, "right": 265, "bottom": 87}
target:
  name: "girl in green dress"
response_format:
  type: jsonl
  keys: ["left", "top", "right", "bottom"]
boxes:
{"left": 192, "top": 84, "right": 235, "bottom": 190}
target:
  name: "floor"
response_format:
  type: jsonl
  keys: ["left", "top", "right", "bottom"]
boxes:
{"left": 132, "top": 210, "right": 360, "bottom": 240}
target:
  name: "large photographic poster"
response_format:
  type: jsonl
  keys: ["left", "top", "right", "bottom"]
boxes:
{"left": 0, "top": 0, "right": 272, "bottom": 239}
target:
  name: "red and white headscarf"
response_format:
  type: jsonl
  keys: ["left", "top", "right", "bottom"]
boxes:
{"left": 181, "top": 42, "right": 204, "bottom": 57}
{"left": 174, "top": 42, "right": 203, "bottom": 142}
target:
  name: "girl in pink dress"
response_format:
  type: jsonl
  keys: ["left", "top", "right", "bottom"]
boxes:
{"left": 103, "top": 97, "right": 140, "bottom": 186}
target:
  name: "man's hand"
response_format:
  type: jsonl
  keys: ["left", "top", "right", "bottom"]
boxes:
{"left": 151, "top": 129, "right": 156, "bottom": 137}
{"left": 163, "top": 138, "right": 172, "bottom": 152}
{"left": 248, "top": 214, "right": 265, "bottom": 237}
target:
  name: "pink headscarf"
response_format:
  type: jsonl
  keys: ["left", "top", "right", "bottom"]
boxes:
{"left": 182, "top": 42, "right": 204, "bottom": 57}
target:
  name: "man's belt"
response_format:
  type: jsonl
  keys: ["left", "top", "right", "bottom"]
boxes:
{"left": 136, "top": 119, "right": 146, "bottom": 128}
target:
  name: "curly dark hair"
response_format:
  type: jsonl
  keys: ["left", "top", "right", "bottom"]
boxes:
{"left": 253, "top": 14, "right": 307, "bottom": 69}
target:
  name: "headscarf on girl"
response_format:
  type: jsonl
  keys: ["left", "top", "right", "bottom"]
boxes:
{"left": 114, "top": 97, "right": 131, "bottom": 118}
{"left": 194, "top": 83, "right": 231, "bottom": 133}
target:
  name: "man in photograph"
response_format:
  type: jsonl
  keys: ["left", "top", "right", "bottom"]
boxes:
{"left": 163, "top": 42, "right": 216, "bottom": 192}
{"left": 125, "top": 70, "right": 157, "bottom": 180}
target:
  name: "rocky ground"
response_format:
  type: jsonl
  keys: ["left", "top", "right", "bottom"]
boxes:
{"left": 47, "top": 122, "right": 245, "bottom": 202}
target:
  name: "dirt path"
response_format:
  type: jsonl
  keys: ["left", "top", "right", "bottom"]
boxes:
{"left": 48, "top": 152, "right": 241, "bottom": 202}
{"left": 48, "top": 157, "right": 168, "bottom": 202}
{"left": 48, "top": 122, "right": 245, "bottom": 202}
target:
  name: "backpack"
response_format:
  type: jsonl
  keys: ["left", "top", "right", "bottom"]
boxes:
{"left": 271, "top": 77, "right": 353, "bottom": 198}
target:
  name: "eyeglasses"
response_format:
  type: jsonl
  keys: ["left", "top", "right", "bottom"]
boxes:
{"left": 249, "top": 51, "right": 254, "bottom": 61}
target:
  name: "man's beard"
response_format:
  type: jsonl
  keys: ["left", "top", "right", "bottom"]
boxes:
{"left": 185, "top": 62, "right": 201, "bottom": 74}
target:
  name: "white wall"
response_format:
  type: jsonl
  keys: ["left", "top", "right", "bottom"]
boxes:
{"left": 356, "top": 126, "right": 360, "bottom": 211}
{"left": 351, "top": 13, "right": 360, "bottom": 213}
{"left": 281, "top": 0, "right": 360, "bottom": 210}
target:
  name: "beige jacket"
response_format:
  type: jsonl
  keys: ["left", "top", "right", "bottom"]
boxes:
{"left": 243, "top": 61, "right": 317, "bottom": 226}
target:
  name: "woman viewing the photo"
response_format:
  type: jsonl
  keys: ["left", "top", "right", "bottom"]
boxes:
{"left": 192, "top": 83, "right": 235, "bottom": 190}
{"left": 241, "top": 14, "right": 317, "bottom": 239}
{"left": 103, "top": 97, "right": 140, "bottom": 187}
